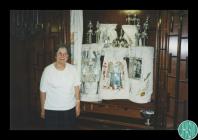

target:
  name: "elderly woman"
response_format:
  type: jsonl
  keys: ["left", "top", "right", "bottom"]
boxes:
{"left": 40, "top": 45, "right": 81, "bottom": 130}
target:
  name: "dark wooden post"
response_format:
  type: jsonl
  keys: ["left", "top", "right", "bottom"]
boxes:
{"left": 154, "top": 16, "right": 162, "bottom": 129}
{"left": 174, "top": 15, "right": 183, "bottom": 128}
{"left": 186, "top": 56, "right": 188, "bottom": 79}
{"left": 168, "top": 53, "right": 172, "bottom": 73}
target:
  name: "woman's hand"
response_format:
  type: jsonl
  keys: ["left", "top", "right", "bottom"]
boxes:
{"left": 40, "top": 110, "right": 45, "bottom": 119}
{"left": 75, "top": 102, "right": 80, "bottom": 117}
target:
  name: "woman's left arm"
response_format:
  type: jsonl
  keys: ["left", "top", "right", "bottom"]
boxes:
{"left": 74, "top": 86, "right": 80, "bottom": 117}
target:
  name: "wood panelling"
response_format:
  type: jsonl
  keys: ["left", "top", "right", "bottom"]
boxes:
{"left": 182, "top": 15, "right": 188, "bottom": 37}
{"left": 180, "top": 60, "right": 188, "bottom": 80}
{"left": 10, "top": 10, "right": 70, "bottom": 129}
{"left": 10, "top": 38, "right": 31, "bottom": 129}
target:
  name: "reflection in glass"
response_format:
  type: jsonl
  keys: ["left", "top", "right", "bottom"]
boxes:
{"left": 169, "top": 36, "right": 188, "bottom": 59}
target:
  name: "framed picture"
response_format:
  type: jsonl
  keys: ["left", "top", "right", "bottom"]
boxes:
{"left": 130, "top": 57, "right": 142, "bottom": 80}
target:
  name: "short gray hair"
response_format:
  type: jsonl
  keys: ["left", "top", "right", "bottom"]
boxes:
{"left": 54, "top": 43, "right": 69, "bottom": 55}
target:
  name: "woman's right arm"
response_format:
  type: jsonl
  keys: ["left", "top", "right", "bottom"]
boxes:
{"left": 40, "top": 91, "right": 46, "bottom": 119}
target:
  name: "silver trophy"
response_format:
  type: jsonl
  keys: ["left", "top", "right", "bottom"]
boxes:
{"left": 143, "top": 17, "right": 149, "bottom": 32}
{"left": 141, "top": 17, "right": 149, "bottom": 46}
{"left": 135, "top": 20, "right": 142, "bottom": 46}
{"left": 126, "top": 14, "right": 132, "bottom": 25}
{"left": 141, "top": 31, "right": 148, "bottom": 46}
{"left": 87, "top": 21, "right": 93, "bottom": 44}
{"left": 140, "top": 109, "right": 155, "bottom": 126}
{"left": 131, "top": 14, "right": 140, "bottom": 25}
{"left": 95, "top": 21, "right": 101, "bottom": 43}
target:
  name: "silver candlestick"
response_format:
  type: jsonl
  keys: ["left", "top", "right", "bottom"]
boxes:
{"left": 126, "top": 14, "right": 132, "bottom": 25}
{"left": 141, "top": 31, "right": 148, "bottom": 46}
{"left": 141, "top": 17, "right": 149, "bottom": 46}
{"left": 135, "top": 20, "right": 141, "bottom": 46}
{"left": 87, "top": 21, "right": 93, "bottom": 44}
{"left": 131, "top": 14, "right": 140, "bottom": 25}
{"left": 143, "top": 17, "right": 149, "bottom": 32}
{"left": 95, "top": 21, "right": 101, "bottom": 43}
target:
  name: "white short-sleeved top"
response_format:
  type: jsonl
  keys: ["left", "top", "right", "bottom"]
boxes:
{"left": 40, "top": 63, "right": 81, "bottom": 111}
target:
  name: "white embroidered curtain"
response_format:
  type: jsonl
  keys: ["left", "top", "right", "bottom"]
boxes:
{"left": 70, "top": 10, "right": 83, "bottom": 78}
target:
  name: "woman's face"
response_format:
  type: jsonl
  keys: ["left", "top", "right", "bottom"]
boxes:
{"left": 56, "top": 48, "right": 68, "bottom": 64}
